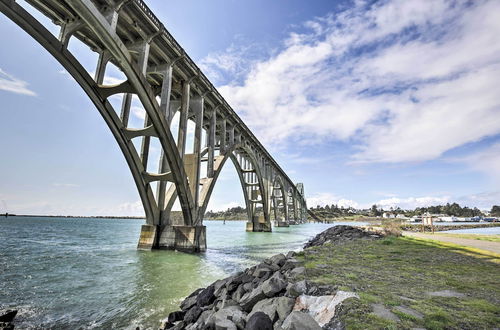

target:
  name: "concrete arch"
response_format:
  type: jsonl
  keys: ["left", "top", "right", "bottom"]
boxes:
{"left": 197, "top": 143, "right": 271, "bottom": 231}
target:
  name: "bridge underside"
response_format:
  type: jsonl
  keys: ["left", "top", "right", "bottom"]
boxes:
{"left": 0, "top": 0, "right": 308, "bottom": 252}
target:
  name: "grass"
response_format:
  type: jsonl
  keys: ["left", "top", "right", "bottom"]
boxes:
{"left": 432, "top": 233, "right": 500, "bottom": 243}
{"left": 297, "top": 236, "right": 500, "bottom": 329}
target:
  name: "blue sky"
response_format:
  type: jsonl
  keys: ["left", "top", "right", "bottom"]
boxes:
{"left": 0, "top": 0, "right": 499, "bottom": 216}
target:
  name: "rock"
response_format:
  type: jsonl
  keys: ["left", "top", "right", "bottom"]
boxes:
{"left": 261, "top": 272, "right": 287, "bottom": 297}
{"left": 286, "top": 251, "right": 296, "bottom": 259}
{"left": 181, "top": 294, "right": 199, "bottom": 311}
{"left": 245, "top": 312, "right": 273, "bottom": 330}
{"left": 269, "top": 253, "right": 287, "bottom": 267}
{"left": 394, "top": 306, "right": 424, "bottom": 320}
{"left": 232, "top": 284, "right": 247, "bottom": 303}
{"left": 371, "top": 303, "right": 400, "bottom": 322}
{"left": 168, "top": 310, "right": 186, "bottom": 323}
{"left": 275, "top": 297, "right": 295, "bottom": 321}
{"left": 0, "top": 310, "right": 17, "bottom": 323}
{"left": 288, "top": 267, "right": 306, "bottom": 279}
{"left": 170, "top": 321, "right": 185, "bottom": 330}
{"left": 304, "top": 225, "right": 382, "bottom": 249}
{"left": 273, "top": 320, "right": 284, "bottom": 330}
{"left": 198, "top": 285, "right": 216, "bottom": 307}
{"left": 253, "top": 266, "right": 273, "bottom": 279}
{"left": 240, "top": 287, "right": 266, "bottom": 312}
{"left": 184, "top": 306, "right": 203, "bottom": 323}
{"left": 197, "top": 309, "right": 215, "bottom": 326}
{"left": 286, "top": 280, "right": 308, "bottom": 297}
{"left": 209, "top": 306, "right": 247, "bottom": 330}
{"left": 243, "top": 283, "right": 253, "bottom": 292}
{"left": 247, "top": 298, "right": 278, "bottom": 322}
{"left": 215, "top": 319, "right": 237, "bottom": 330}
{"left": 282, "top": 259, "right": 300, "bottom": 271}
{"left": 293, "top": 292, "right": 358, "bottom": 327}
{"left": 282, "top": 311, "right": 322, "bottom": 330}
{"left": 426, "top": 290, "right": 465, "bottom": 298}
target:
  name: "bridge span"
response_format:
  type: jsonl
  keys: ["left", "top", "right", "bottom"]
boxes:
{"left": 0, "top": 0, "right": 307, "bottom": 251}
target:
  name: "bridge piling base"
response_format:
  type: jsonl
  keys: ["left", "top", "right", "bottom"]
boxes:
{"left": 274, "top": 221, "right": 289, "bottom": 227}
{"left": 246, "top": 216, "right": 272, "bottom": 232}
{"left": 158, "top": 225, "right": 207, "bottom": 252}
{"left": 137, "top": 224, "right": 158, "bottom": 250}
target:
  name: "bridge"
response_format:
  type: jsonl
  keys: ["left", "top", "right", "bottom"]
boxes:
{"left": 0, "top": 0, "right": 308, "bottom": 252}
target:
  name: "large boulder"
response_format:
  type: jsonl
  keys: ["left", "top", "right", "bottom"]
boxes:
{"left": 304, "top": 225, "right": 382, "bottom": 249}
{"left": 208, "top": 306, "right": 247, "bottom": 330}
{"left": 282, "top": 311, "right": 322, "bottom": 330}
{"left": 184, "top": 305, "right": 203, "bottom": 323}
{"left": 286, "top": 280, "right": 308, "bottom": 298}
{"left": 261, "top": 272, "right": 287, "bottom": 297}
{"left": 244, "top": 312, "right": 273, "bottom": 330}
{"left": 0, "top": 311, "right": 17, "bottom": 323}
{"left": 293, "top": 292, "right": 359, "bottom": 327}
{"left": 240, "top": 287, "right": 266, "bottom": 312}
{"left": 197, "top": 285, "right": 216, "bottom": 307}
{"left": 275, "top": 297, "right": 295, "bottom": 321}
{"left": 247, "top": 298, "right": 278, "bottom": 323}
{"left": 167, "top": 310, "right": 186, "bottom": 323}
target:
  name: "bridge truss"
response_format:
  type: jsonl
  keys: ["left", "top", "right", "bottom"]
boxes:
{"left": 0, "top": 0, "right": 308, "bottom": 251}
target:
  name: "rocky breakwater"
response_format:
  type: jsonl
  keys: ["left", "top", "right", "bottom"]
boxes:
{"left": 163, "top": 225, "right": 384, "bottom": 330}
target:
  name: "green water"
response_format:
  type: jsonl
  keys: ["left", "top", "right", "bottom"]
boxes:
{"left": 0, "top": 216, "right": 357, "bottom": 329}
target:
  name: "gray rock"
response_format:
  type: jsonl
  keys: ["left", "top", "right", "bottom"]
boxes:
{"left": 184, "top": 306, "right": 203, "bottom": 323}
{"left": 286, "top": 280, "right": 308, "bottom": 297}
{"left": 181, "top": 295, "right": 199, "bottom": 311}
{"left": 168, "top": 310, "right": 186, "bottom": 323}
{"left": 247, "top": 298, "right": 278, "bottom": 322}
{"left": 208, "top": 306, "right": 246, "bottom": 330}
{"left": 275, "top": 296, "right": 295, "bottom": 321}
{"left": 274, "top": 319, "right": 284, "bottom": 330}
{"left": 198, "top": 309, "right": 215, "bottom": 326}
{"left": 261, "top": 272, "right": 287, "bottom": 297}
{"left": 286, "top": 251, "right": 296, "bottom": 259}
{"left": 394, "top": 306, "right": 424, "bottom": 319}
{"left": 371, "top": 303, "right": 399, "bottom": 322}
{"left": 243, "top": 283, "right": 253, "bottom": 292}
{"left": 282, "top": 311, "right": 322, "bottom": 330}
{"left": 240, "top": 287, "right": 266, "bottom": 312}
{"left": 288, "top": 267, "right": 306, "bottom": 279}
{"left": 245, "top": 312, "right": 273, "bottom": 330}
{"left": 253, "top": 266, "right": 273, "bottom": 279}
{"left": 198, "top": 285, "right": 216, "bottom": 307}
{"left": 269, "top": 253, "right": 287, "bottom": 267}
{"left": 232, "top": 284, "right": 247, "bottom": 303}
{"left": 215, "top": 319, "right": 237, "bottom": 330}
{"left": 282, "top": 258, "right": 300, "bottom": 271}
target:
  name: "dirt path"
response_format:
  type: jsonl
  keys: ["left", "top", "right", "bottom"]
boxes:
{"left": 403, "top": 232, "right": 500, "bottom": 254}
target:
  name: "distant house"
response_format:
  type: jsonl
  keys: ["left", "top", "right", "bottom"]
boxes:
{"left": 382, "top": 212, "right": 395, "bottom": 219}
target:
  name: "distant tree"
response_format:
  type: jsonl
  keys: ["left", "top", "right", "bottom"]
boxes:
{"left": 370, "top": 204, "right": 381, "bottom": 217}
{"left": 491, "top": 205, "right": 500, "bottom": 217}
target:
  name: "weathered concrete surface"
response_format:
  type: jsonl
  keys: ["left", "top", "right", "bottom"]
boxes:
{"left": 158, "top": 225, "right": 207, "bottom": 252}
{"left": 137, "top": 224, "right": 158, "bottom": 250}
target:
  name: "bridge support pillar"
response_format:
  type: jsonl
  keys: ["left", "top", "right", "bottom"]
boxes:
{"left": 137, "top": 224, "right": 158, "bottom": 250}
{"left": 246, "top": 216, "right": 272, "bottom": 232}
{"left": 158, "top": 225, "right": 207, "bottom": 252}
{"left": 274, "top": 220, "right": 289, "bottom": 227}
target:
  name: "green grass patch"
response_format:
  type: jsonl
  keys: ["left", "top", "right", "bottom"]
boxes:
{"left": 299, "top": 236, "right": 500, "bottom": 329}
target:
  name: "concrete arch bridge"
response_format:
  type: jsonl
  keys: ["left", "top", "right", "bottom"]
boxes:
{"left": 0, "top": 0, "right": 307, "bottom": 252}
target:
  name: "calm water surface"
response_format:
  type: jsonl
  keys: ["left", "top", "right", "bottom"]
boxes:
{"left": 0, "top": 217, "right": 352, "bottom": 329}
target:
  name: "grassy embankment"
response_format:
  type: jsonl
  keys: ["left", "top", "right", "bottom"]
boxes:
{"left": 296, "top": 236, "right": 500, "bottom": 329}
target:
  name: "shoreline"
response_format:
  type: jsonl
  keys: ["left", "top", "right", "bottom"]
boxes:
{"left": 161, "top": 225, "right": 499, "bottom": 329}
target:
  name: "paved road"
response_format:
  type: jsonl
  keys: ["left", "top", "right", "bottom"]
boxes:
{"left": 403, "top": 232, "right": 500, "bottom": 254}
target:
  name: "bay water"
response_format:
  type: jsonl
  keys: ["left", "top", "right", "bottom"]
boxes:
{"left": 0, "top": 217, "right": 342, "bottom": 329}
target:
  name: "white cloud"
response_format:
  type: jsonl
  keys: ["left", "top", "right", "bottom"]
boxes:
{"left": 307, "top": 192, "right": 359, "bottom": 209}
{"left": 455, "top": 143, "right": 500, "bottom": 183}
{"left": 0, "top": 68, "right": 36, "bottom": 96}
{"left": 209, "top": 0, "right": 500, "bottom": 168}
{"left": 375, "top": 196, "right": 451, "bottom": 210}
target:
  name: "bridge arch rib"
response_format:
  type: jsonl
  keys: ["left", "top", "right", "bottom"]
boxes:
{"left": 0, "top": 0, "right": 308, "bottom": 252}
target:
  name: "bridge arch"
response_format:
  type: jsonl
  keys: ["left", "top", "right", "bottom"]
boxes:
{"left": 0, "top": 0, "right": 307, "bottom": 252}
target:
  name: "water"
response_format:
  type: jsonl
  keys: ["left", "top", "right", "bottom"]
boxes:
{"left": 0, "top": 217, "right": 354, "bottom": 329}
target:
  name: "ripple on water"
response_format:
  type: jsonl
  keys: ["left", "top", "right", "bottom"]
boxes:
{"left": 0, "top": 217, "right": 361, "bottom": 328}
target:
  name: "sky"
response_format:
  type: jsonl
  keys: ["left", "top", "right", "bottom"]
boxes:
{"left": 0, "top": 0, "right": 499, "bottom": 216}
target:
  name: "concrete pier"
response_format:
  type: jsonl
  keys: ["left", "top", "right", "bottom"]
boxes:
{"left": 274, "top": 221, "right": 289, "bottom": 227}
{"left": 246, "top": 215, "right": 272, "bottom": 232}
{"left": 137, "top": 225, "right": 206, "bottom": 252}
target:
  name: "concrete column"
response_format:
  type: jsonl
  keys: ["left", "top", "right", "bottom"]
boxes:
{"left": 207, "top": 109, "right": 216, "bottom": 178}
{"left": 156, "top": 66, "right": 173, "bottom": 215}
{"left": 192, "top": 97, "right": 204, "bottom": 206}
{"left": 220, "top": 118, "right": 226, "bottom": 154}
{"left": 177, "top": 81, "right": 190, "bottom": 158}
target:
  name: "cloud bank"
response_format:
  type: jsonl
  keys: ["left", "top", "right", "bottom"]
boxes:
{"left": 203, "top": 0, "right": 500, "bottom": 164}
